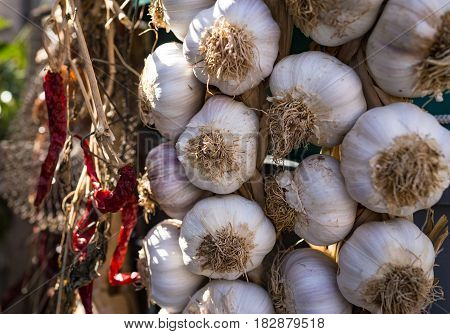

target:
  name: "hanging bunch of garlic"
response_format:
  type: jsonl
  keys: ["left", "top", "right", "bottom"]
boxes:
{"left": 179, "top": 195, "right": 276, "bottom": 280}
{"left": 285, "top": 0, "right": 384, "bottom": 46}
{"left": 341, "top": 103, "right": 450, "bottom": 216}
{"left": 184, "top": 280, "right": 274, "bottom": 314}
{"left": 265, "top": 154, "right": 357, "bottom": 245}
{"left": 338, "top": 219, "right": 438, "bottom": 314}
{"left": 267, "top": 51, "right": 366, "bottom": 162}
{"left": 138, "top": 220, "right": 205, "bottom": 313}
{"left": 148, "top": 0, "right": 215, "bottom": 41}
{"left": 139, "top": 42, "right": 205, "bottom": 140}
{"left": 146, "top": 142, "right": 208, "bottom": 219}
{"left": 271, "top": 248, "right": 351, "bottom": 314}
{"left": 176, "top": 95, "right": 259, "bottom": 194}
{"left": 367, "top": 0, "right": 450, "bottom": 100}
{"left": 183, "top": 0, "right": 280, "bottom": 95}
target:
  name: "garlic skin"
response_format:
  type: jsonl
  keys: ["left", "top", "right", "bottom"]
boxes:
{"left": 183, "top": 0, "right": 280, "bottom": 95}
{"left": 146, "top": 142, "right": 208, "bottom": 219}
{"left": 367, "top": 0, "right": 450, "bottom": 100}
{"left": 183, "top": 280, "right": 274, "bottom": 314}
{"left": 138, "top": 220, "right": 205, "bottom": 313}
{"left": 176, "top": 95, "right": 259, "bottom": 194}
{"left": 179, "top": 195, "right": 276, "bottom": 280}
{"left": 337, "top": 219, "right": 436, "bottom": 314}
{"left": 139, "top": 42, "right": 205, "bottom": 140}
{"left": 149, "top": 0, "right": 215, "bottom": 41}
{"left": 341, "top": 103, "right": 450, "bottom": 216}
{"left": 267, "top": 155, "right": 357, "bottom": 245}
{"left": 276, "top": 248, "right": 351, "bottom": 314}
{"left": 268, "top": 51, "right": 366, "bottom": 161}
{"left": 286, "top": 0, "right": 384, "bottom": 47}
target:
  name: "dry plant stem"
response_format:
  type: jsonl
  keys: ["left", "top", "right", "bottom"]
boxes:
{"left": 196, "top": 224, "right": 255, "bottom": 274}
{"left": 104, "top": 1, "right": 117, "bottom": 97}
{"left": 267, "top": 92, "right": 316, "bottom": 162}
{"left": 416, "top": 11, "right": 450, "bottom": 100}
{"left": 363, "top": 265, "right": 441, "bottom": 314}
{"left": 114, "top": 46, "right": 140, "bottom": 78}
{"left": 370, "top": 134, "right": 448, "bottom": 209}
{"left": 199, "top": 18, "right": 255, "bottom": 81}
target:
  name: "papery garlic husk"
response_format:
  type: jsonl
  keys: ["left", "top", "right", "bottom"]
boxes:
{"left": 146, "top": 142, "right": 208, "bottom": 219}
{"left": 337, "top": 219, "right": 439, "bottom": 314}
{"left": 138, "top": 219, "right": 205, "bottom": 313}
{"left": 176, "top": 95, "right": 259, "bottom": 194}
{"left": 367, "top": 0, "right": 450, "bottom": 100}
{"left": 183, "top": 0, "right": 280, "bottom": 95}
{"left": 183, "top": 280, "right": 274, "bottom": 314}
{"left": 149, "top": 0, "right": 215, "bottom": 41}
{"left": 179, "top": 195, "right": 276, "bottom": 280}
{"left": 265, "top": 154, "right": 357, "bottom": 245}
{"left": 268, "top": 51, "right": 366, "bottom": 162}
{"left": 271, "top": 248, "right": 351, "bottom": 314}
{"left": 139, "top": 42, "right": 205, "bottom": 140}
{"left": 341, "top": 103, "right": 450, "bottom": 216}
{"left": 285, "top": 0, "right": 384, "bottom": 47}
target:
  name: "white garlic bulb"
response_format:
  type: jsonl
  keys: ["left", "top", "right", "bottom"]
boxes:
{"left": 265, "top": 154, "right": 357, "bottom": 245}
{"left": 337, "top": 219, "right": 437, "bottom": 314}
{"left": 176, "top": 95, "right": 259, "bottom": 194}
{"left": 183, "top": 0, "right": 280, "bottom": 95}
{"left": 285, "top": 0, "right": 384, "bottom": 46}
{"left": 367, "top": 0, "right": 450, "bottom": 100}
{"left": 183, "top": 280, "right": 274, "bottom": 314}
{"left": 139, "top": 42, "right": 205, "bottom": 140}
{"left": 149, "top": 0, "right": 215, "bottom": 41}
{"left": 273, "top": 248, "right": 351, "bottom": 314}
{"left": 268, "top": 51, "right": 366, "bottom": 161}
{"left": 138, "top": 219, "right": 205, "bottom": 313}
{"left": 146, "top": 142, "right": 208, "bottom": 219}
{"left": 341, "top": 103, "right": 450, "bottom": 217}
{"left": 179, "top": 195, "right": 276, "bottom": 280}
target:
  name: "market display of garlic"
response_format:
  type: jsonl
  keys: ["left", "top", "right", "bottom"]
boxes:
{"left": 149, "top": 0, "right": 215, "bottom": 41}
{"left": 139, "top": 42, "right": 205, "bottom": 140}
{"left": 337, "top": 219, "right": 437, "bottom": 314}
{"left": 268, "top": 51, "right": 366, "bottom": 161}
{"left": 367, "top": 0, "right": 450, "bottom": 100}
{"left": 146, "top": 142, "right": 208, "bottom": 219}
{"left": 176, "top": 95, "right": 259, "bottom": 194}
{"left": 285, "top": 0, "right": 384, "bottom": 46}
{"left": 183, "top": 0, "right": 280, "bottom": 95}
{"left": 341, "top": 103, "right": 450, "bottom": 217}
{"left": 183, "top": 280, "right": 274, "bottom": 314}
{"left": 138, "top": 220, "right": 205, "bottom": 313}
{"left": 179, "top": 195, "right": 276, "bottom": 280}
{"left": 265, "top": 154, "right": 357, "bottom": 245}
{"left": 272, "top": 248, "right": 352, "bottom": 314}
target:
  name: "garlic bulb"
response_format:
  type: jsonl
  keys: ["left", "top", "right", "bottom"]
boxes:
{"left": 176, "top": 95, "right": 259, "bottom": 194}
{"left": 179, "top": 195, "right": 276, "bottom": 280}
{"left": 183, "top": 280, "right": 274, "bottom": 314}
{"left": 265, "top": 154, "right": 357, "bottom": 245}
{"left": 367, "top": 0, "right": 450, "bottom": 100}
{"left": 341, "top": 103, "right": 450, "bottom": 216}
{"left": 183, "top": 0, "right": 280, "bottom": 95}
{"left": 138, "top": 220, "right": 205, "bottom": 313}
{"left": 146, "top": 142, "right": 208, "bottom": 219}
{"left": 285, "top": 0, "right": 384, "bottom": 47}
{"left": 272, "top": 248, "right": 351, "bottom": 314}
{"left": 268, "top": 51, "right": 366, "bottom": 161}
{"left": 337, "top": 219, "right": 437, "bottom": 314}
{"left": 149, "top": 0, "right": 215, "bottom": 41}
{"left": 139, "top": 42, "right": 205, "bottom": 140}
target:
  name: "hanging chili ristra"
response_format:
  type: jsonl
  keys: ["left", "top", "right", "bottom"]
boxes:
{"left": 34, "top": 70, "right": 67, "bottom": 207}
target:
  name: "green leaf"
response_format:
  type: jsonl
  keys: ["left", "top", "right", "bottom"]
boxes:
{"left": 0, "top": 16, "right": 12, "bottom": 31}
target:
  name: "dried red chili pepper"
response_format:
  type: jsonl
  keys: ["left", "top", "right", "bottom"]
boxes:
{"left": 34, "top": 70, "right": 67, "bottom": 207}
{"left": 79, "top": 282, "right": 93, "bottom": 314}
{"left": 72, "top": 198, "right": 98, "bottom": 260}
{"left": 108, "top": 195, "right": 140, "bottom": 286}
{"left": 79, "top": 138, "right": 100, "bottom": 186}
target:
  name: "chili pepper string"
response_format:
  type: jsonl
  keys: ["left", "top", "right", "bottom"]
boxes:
{"left": 34, "top": 70, "right": 67, "bottom": 207}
